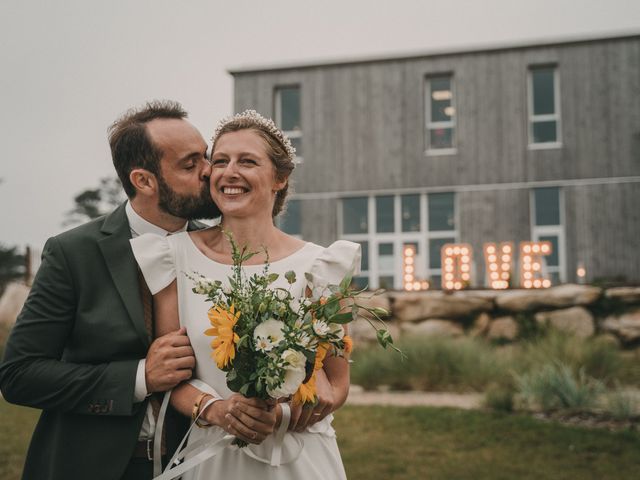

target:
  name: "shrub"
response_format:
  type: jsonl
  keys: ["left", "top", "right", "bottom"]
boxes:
{"left": 484, "top": 383, "right": 515, "bottom": 412}
{"left": 514, "top": 332, "right": 622, "bottom": 384}
{"left": 516, "top": 362, "right": 604, "bottom": 412}
{"left": 606, "top": 388, "right": 638, "bottom": 420}
{"left": 350, "top": 335, "right": 508, "bottom": 392}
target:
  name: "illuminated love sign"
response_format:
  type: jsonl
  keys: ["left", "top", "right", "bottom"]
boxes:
{"left": 402, "top": 241, "right": 553, "bottom": 291}
{"left": 403, "top": 245, "right": 430, "bottom": 291}
{"left": 441, "top": 243, "right": 472, "bottom": 290}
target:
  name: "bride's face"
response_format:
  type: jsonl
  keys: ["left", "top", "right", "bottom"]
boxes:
{"left": 210, "top": 129, "right": 287, "bottom": 219}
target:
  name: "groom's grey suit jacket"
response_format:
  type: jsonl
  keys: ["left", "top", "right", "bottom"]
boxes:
{"left": 0, "top": 203, "right": 203, "bottom": 480}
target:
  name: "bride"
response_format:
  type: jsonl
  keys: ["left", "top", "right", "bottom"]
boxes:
{"left": 131, "top": 110, "right": 360, "bottom": 479}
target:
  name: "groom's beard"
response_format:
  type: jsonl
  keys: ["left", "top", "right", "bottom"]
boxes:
{"left": 157, "top": 175, "right": 220, "bottom": 220}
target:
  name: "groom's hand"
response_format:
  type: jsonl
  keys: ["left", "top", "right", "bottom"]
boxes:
{"left": 145, "top": 327, "right": 195, "bottom": 393}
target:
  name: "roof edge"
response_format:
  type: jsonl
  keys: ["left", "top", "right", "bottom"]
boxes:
{"left": 228, "top": 29, "right": 640, "bottom": 75}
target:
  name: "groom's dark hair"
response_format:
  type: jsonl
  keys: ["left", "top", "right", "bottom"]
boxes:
{"left": 108, "top": 100, "right": 188, "bottom": 198}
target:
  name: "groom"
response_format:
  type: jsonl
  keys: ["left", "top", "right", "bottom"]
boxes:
{"left": 0, "top": 101, "right": 220, "bottom": 480}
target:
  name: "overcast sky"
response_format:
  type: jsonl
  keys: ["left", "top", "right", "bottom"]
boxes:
{"left": 1, "top": 0, "right": 639, "bottom": 250}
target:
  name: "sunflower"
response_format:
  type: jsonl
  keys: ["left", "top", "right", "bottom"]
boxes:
{"left": 204, "top": 304, "right": 241, "bottom": 369}
{"left": 293, "top": 342, "right": 331, "bottom": 405}
{"left": 293, "top": 373, "right": 317, "bottom": 406}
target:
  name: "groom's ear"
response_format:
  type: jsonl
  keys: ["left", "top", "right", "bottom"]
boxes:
{"left": 129, "top": 168, "right": 158, "bottom": 197}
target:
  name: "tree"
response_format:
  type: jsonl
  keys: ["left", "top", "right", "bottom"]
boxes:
{"left": 63, "top": 176, "right": 126, "bottom": 226}
{"left": 0, "top": 244, "right": 25, "bottom": 295}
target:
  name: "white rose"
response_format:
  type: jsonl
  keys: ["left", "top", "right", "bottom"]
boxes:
{"left": 281, "top": 349, "right": 306, "bottom": 370}
{"left": 267, "top": 367, "right": 306, "bottom": 398}
{"left": 254, "top": 318, "right": 285, "bottom": 347}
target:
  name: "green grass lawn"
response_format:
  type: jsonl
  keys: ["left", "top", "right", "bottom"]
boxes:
{"left": 2, "top": 400, "right": 639, "bottom": 480}
{"left": 0, "top": 399, "right": 39, "bottom": 480}
{"left": 335, "top": 406, "right": 640, "bottom": 480}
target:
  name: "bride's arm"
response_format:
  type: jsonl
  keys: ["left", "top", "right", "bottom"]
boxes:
{"left": 153, "top": 282, "right": 277, "bottom": 444}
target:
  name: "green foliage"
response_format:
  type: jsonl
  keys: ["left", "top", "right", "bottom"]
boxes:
{"left": 63, "top": 176, "right": 125, "bottom": 226}
{"left": 484, "top": 383, "right": 515, "bottom": 412}
{"left": 514, "top": 312, "right": 543, "bottom": 340}
{"left": 606, "top": 387, "right": 639, "bottom": 420}
{"left": 351, "top": 332, "right": 635, "bottom": 396}
{"left": 514, "top": 332, "right": 623, "bottom": 385}
{"left": 516, "top": 362, "right": 605, "bottom": 412}
{"left": 351, "top": 336, "right": 506, "bottom": 392}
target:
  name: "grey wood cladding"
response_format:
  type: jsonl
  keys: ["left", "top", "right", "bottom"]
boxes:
{"left": 231, "top": 34, "right": 640, "bottom": 283}
{"left": 233, "top": 35, "right": 640, "bottom": 192}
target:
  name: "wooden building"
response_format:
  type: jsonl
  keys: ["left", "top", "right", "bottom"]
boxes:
{"left": 230, "top": 33, "right": 640, "bottom": 289}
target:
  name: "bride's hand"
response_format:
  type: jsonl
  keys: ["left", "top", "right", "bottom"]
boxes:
{"left": 289, "top": 369, "right": 335, "bottom": 433}
{"left": 203, "top": 393, "right": 277, "bottom": 444}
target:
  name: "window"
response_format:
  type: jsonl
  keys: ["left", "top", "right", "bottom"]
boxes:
{"left": 426, "top": 193, "right": 456, "bottom": 284}
{"left": 425, "top": 75, "right": 456, "bottom": 153}
{"left": 342, "top": 197, "right": 368, "bottom": 234}
{"left": 279, "top": 199, "right": 301, "bottom": 236}
{"left": 275, "top": 86, "right": 303, "bottom": 158}
{"left": 401, "top": 194, "right": 421, "bottom": 232}
{"left": 531, "top": 187, "right": 565, "bottom": 284}
{"left": 528, "top": 66, "right": 561, "bottom": 147}
{"left": 340, "top": 193, "right": 457, "bottom": 289}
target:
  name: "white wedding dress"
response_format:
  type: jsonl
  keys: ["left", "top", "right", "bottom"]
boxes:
{"left": 131, "top": 231, "right": 360, "bottom": 480}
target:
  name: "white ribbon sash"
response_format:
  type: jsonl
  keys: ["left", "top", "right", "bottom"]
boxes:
{"left": 153, "top": 392, "right": 302, "bottom": 480}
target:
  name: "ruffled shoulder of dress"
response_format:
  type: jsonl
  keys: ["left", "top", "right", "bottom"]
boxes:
{"left": 306, "top": 240, "right": 361, "bottom": 292}
{"left": 129, "top": 233, "right": 179, "bottom": 295}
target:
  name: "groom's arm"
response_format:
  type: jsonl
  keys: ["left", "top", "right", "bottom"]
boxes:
{"left": 0, "top": 237, "right": 140, "bottom": 416}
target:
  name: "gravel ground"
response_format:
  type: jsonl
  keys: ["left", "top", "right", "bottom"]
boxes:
{"left": 346, "top": 387, "right": 484, "bottom": 409}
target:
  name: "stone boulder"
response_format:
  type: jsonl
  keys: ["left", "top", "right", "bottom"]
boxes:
{"left": 352, "top": 293, "right": 391, "bottom": 320}
{"left": 401, "top": 319, "right": 464, "bottom": 338}
{"left": 0, "top": 282, "right": 30, "bottom": 326}
{"left": 389, "top": 291, "right": 493, "bottom": 322}
{"left": 469, "top": 312, "right": 491, "bottom": 337}
{"left": 487, "top": 316, "right": 519, "bottom": 341}
{"left": 601, "top": 309, "right": 640, "bottom": 344}
{"left": 535, "top": 306, "right": 595, "bottom": 338}
{"left": 605, "top": 287, "right": 640, "bottom": 305}
{"left": 495, "top": 284, "right": 601, "bottom": 312}
{"left": 348, "top": 318, "right": 400, "bottom": 344}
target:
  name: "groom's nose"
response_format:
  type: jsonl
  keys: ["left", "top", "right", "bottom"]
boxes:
{"left": 200, "top": 158, "right": 212, "bottom": 180}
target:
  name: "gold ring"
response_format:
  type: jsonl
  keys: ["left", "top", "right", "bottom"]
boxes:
{"left": 312, "top": 413, "right": 322, "bottom": 416}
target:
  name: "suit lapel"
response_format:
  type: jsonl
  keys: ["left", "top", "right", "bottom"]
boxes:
{"left": 98, "top": 204, "right": 150, "bottom": 349}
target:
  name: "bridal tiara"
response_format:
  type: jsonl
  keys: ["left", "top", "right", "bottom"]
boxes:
{"left": 211, "top": 109, "right": 298, "bottom": 163}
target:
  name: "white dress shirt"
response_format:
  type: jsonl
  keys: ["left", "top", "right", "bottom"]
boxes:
{"left": 125, "top": 201, "right": 188, "bottom": 440}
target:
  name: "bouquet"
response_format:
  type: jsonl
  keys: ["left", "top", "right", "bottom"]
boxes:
{"left": 188, "top": 233, "right": 398, "bottom": 446}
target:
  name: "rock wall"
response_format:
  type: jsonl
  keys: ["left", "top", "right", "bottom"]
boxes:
{"left": 352, "top": 284, "right": 640, "bottom": 347}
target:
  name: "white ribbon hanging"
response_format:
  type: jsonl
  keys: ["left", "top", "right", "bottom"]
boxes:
{"left": 153, "top": 394, "right": 302, "bottom": 480}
